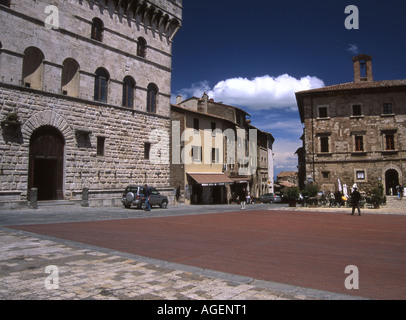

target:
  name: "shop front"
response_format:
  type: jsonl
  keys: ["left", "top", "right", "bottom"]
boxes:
{"left": 187, "top": 173, "right": 233, "bottom": 204}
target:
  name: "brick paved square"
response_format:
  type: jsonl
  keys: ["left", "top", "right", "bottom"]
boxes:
{"left": 8, "top": 210, "right": 406, "bottom": 299}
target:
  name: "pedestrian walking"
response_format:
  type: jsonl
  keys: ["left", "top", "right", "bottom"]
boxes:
{"left": 335, "top": 190, "right": 342, "bottom": 208}
{"left": 240, "top": 189, "right": 246, "bottom": 210}
{"left": 351, "top": 187, "right": 361, "bottom": 216}
{"left": 329, "top": 191, "right": 335, "bottom": 207}
{"left": 144, "top": 184, "right": 151, "bottom": 211}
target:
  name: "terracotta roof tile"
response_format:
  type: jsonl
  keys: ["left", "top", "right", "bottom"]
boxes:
{"left": 277, "top": 171, "right": 297, "bottom": 177}
{"left": 296, "top": 79, "right": 406, "bottom": 95}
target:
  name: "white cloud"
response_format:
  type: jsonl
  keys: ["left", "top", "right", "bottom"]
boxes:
{"left": 172, "top": 81, "right": 211, "bottom": 103}
{"left": 208, "top": 74, "right": 324, "bottom": 110}
{"left": 272, "top": 138, "right": 302, "bottom": 172}
{"left": 174, "top": 74, "right": 324, "bottom": 110}
{"left": 347, "top": 43, "right": 360, "bottom": 55}
{"left": 254, "top": 117, "right": 303, "bottom": 135}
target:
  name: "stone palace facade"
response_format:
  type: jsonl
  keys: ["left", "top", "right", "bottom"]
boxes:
{"left": 0, "top": 0, "right": 182, "bottom": 207}
{"left": 296, "top": 54, "right": 406, "bottom": 196}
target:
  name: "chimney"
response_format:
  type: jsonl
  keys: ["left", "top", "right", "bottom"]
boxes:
{"left": 352, "top": 54, "right": 373, "bottom": 82}
{"left": 198, "top": 92, "right": 208, "bottom": 113}
{"left": 176, "top": 95, "right": 182, "bottom": 104}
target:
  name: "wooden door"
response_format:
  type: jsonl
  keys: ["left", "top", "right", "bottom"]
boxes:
{"left": 29, "top": 126, "right": 64, "bottom": 200}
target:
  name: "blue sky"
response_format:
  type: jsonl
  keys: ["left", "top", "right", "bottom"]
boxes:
{"left": 170, "top": 0, "right": 406, "bottom": 176}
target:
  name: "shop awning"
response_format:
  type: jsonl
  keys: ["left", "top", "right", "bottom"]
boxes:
{"left": 188, "top": 173, "right": 234, "bottom": 186}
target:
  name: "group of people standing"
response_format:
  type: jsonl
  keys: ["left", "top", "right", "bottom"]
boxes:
{"left": 327, "top": 190, "right": 345, "bottom": 208}
{"left": 325, "top": 188, "right": 361, "bottom": 215}
{"left": 327, "top": 187, "right": 361, "bottom": 215}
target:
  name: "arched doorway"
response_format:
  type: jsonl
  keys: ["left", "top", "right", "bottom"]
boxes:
{"left": 28, "top": 126, "right": 65, "bottom": 200}
{"left": 385, "top": 169, "right": 399, "bottom": 196}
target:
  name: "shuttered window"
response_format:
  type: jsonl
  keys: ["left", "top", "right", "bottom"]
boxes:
{"left": 355, "top": 135, "right": 364, "bottom": 152}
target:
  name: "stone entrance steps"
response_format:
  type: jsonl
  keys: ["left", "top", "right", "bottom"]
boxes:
{"left": 37, "top": 200, "right": 79, "bottom": 207}
{"left": 385, "top": 196, "right": 406, "bottom": 211}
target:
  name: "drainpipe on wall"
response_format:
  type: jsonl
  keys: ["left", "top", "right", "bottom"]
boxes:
{"left": 311, "top": 96, "right": 315, "bottom": 183}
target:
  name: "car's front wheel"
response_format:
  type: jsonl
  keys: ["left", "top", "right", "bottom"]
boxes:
{"left": 160, "top": 200, "right": 168, "bottom": 209}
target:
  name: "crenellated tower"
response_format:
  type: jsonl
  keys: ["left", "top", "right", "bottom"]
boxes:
{"left": 0, "top": 0, "right": 183, "bottom": 205}
{"left": 103, "top": 0, "right": 182, "bottom": 41}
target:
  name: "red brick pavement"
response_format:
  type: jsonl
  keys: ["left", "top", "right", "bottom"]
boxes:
{"left": 10, "top": 210, "right": 406, "bottom": 300}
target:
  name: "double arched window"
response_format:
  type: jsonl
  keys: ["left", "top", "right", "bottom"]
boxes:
{"left": 94, "top": 68, "right": 109, "bottom": 103}
{"left": 18, "top": 43, "right": 157, "bottom": 111}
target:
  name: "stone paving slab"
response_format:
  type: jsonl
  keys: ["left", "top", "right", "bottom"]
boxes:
{"left": 2, "top": 202, "right": 404, "bottom": 301}
{"left": 10, "top": 209, "right": 406, "bottom": 300}
{"left": 0, "top": 228, "right": 360, "bottom": 301}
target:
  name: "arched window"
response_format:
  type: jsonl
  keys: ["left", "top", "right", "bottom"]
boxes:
{"left": 61, "top": 58, "right": 80, "bottom": 97}
{"left": 0, "top": 0, "right": 11, "bottom": 8}
{"left": 94, "top": 68, "right": 109, "bottom": 103}
{"left": 22, "top": 47, "right": 45, "bottom": 90}
{"left": 91, "top": 18, "right": 104, "bottom": 42}
{"left": 137, "top": 37, "right": 147, "bottom": 58}
{"left": 122, "top": 76, "right": 135, "bottom": 108}
{"left": 146, "top": 83, "right": 158, "bottom": 113}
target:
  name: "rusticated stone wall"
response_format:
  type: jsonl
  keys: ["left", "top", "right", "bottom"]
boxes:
{"left": 0, "top": 84, "right": 171, "bottom": 204}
